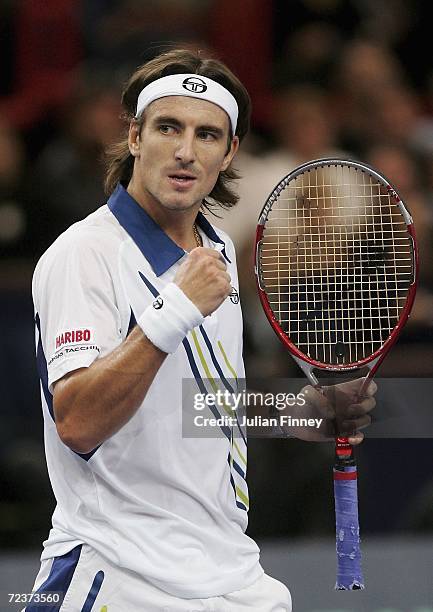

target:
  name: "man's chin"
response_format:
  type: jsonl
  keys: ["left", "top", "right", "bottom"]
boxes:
{"left": 161, "top": 197, "right": 202, "bottom": 212}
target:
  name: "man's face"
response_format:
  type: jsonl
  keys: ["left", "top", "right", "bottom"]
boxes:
{"left": 128, "top": 96, "right": 239, "bottom": 216}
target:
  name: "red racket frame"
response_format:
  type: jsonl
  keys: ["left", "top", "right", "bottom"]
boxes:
{"left": 254, "top": 159, "right": 418, "bottom": 386}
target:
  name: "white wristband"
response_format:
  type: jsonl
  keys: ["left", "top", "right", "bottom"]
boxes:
{"left": 138, "top": 282, "right": 204, "bottom": 354}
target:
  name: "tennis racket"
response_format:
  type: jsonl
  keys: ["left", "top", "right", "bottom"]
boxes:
{"left": 254, "top": 158, "right": 418, "bottom": 590}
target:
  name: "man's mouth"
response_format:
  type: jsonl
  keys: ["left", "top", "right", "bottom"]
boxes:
{"left": 167, "top": 173, "right": 197, "bottom": 188}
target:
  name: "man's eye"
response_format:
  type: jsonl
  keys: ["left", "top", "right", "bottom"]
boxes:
{"left": 198, "top": 131, "right": 216, "bottom": 141}
{"left": 159, "top": 125, "right": 176, "bottom": 134}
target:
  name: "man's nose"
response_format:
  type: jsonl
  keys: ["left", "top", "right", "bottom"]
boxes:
{"left": 174, "top": 131, "right": 196, "bottom": 164}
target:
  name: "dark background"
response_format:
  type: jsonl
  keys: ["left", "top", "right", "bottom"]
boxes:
{"left": 1, "top": 0, "right": 432, "bottom": 556}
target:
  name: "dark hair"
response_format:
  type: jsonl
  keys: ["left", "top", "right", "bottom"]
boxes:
{"left": 104, "top": 49, "right": 251, "bottom": 211}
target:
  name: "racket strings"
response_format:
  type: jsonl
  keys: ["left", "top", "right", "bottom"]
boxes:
{"left": 260, "top": 164, "right": 413, "bottom": 365}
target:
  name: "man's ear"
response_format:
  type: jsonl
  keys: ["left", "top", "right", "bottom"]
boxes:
{"left": 128, "top": 122, "right": 141, "bottom": 157}
{"left": 221, "top": 136, "right": 239, "bottom": 172}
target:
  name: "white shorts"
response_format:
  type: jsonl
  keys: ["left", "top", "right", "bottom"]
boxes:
{"left": 25, "top": 544, "right": 292, "bottom": 612}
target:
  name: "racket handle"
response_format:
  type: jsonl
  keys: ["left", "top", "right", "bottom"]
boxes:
{"left": 334, "top": 445, "right": 364, "bottom": 590}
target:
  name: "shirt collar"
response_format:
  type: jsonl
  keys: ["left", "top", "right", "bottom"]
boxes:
{"left": 107, "top": 183, "right": 230, "bottom": 277}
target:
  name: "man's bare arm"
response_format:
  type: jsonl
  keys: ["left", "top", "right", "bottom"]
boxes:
{"left": 53, "top": 327, "right": 166, "bottom": 454}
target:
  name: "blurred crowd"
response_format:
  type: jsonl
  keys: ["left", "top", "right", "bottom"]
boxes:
{"left": 1, "top": 0, "right": 432, "bottom": 547}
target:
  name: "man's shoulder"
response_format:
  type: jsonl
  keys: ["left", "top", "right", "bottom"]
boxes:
{"left": 43, "top": 206, "right": 123, "bottom": 256}
{"left": 34, "top": 205, "right": 125, "bottom": 282}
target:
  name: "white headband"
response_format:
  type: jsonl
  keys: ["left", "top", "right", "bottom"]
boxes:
{"left": 135, "top": 73, "right": 238, "bottom": 135}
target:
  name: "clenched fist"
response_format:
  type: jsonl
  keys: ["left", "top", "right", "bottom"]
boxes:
{"left": 174, "top": 247, "right": 231, "bottom": 317}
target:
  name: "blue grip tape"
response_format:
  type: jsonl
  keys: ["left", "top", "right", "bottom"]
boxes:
{"left": 334, "top": 465, "right": 364, "bottom": 590}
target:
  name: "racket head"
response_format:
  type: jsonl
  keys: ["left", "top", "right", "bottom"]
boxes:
{"left": 255, "top": 158, "right": 418, "bottom": 379}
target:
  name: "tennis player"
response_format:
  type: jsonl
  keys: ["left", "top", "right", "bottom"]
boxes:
{"left": 28, "top": 49, "right": 375, "bottom": 611}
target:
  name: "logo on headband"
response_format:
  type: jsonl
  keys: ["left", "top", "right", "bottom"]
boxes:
{"left": 182, "top": 77, "right": 207, "bottom": 94}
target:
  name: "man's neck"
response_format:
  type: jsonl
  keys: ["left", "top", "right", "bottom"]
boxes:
{"left": 126, "top": 182, "right": 202, "bottom": 251}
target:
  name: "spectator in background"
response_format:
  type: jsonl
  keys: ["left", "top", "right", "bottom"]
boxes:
{"left": 273, "top": 21, "right": 343, "bottom": 89}
{"left": 372, "top": 85, "right": 433, "bottom": 178}
{"left": 332, "top": 39, "right": 406, "bottom": 153}
{"left": 273, "top": 0, "right": 362, "bottom": 53}
{"left": 334, "top": 39, "right": 404, "bottom": 99}
{"left": 30, "top": 82, "right": 123, "bottom": 246}
{"left": 270, "top": 84, "right": 346, "bottom": 164}
{"left": 0, "top": 119, "right": 30, "bottom": 257}
{"left": 373, "top": 85, "right": 424, "bottom": 148}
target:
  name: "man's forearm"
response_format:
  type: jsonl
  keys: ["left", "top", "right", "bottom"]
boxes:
{"left": 53, "top": 326, "right": 167, "bottom": 453}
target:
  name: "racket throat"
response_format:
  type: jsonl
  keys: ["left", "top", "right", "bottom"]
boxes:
{"left": 335, "top": 436, "right": 356, "bottom": 467}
